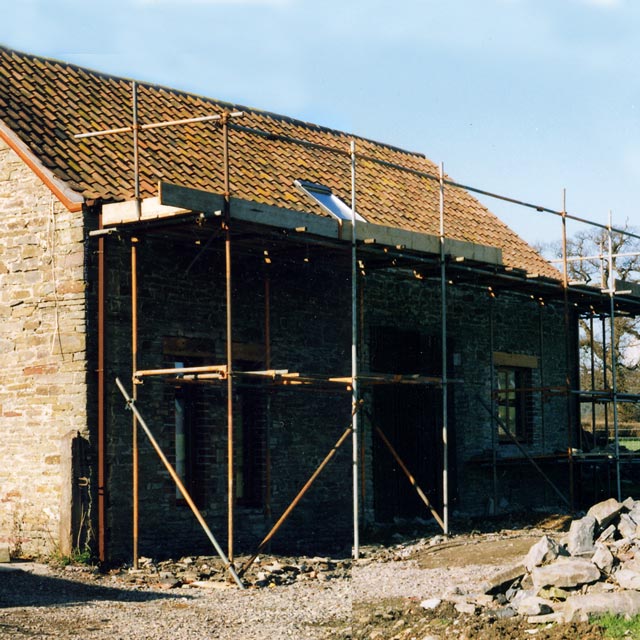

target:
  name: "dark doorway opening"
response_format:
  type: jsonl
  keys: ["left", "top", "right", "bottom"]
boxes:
{"left": 370, "top": 327, "right": 446, "bottom": 522}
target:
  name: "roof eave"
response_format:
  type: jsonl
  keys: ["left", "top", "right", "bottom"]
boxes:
{"left": 0, "top": 120, "right": 85, "bottom": 213}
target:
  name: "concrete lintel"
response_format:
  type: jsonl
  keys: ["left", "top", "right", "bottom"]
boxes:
{"left": 111, "top": 181, "right": 503, "bottom": 267}
{"left": 102, "top": 196, "right": 191, "bottom": 226}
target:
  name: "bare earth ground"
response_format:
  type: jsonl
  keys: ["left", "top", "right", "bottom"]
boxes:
{"left": 0, "top": 514, "right": 612, "bottom": 640}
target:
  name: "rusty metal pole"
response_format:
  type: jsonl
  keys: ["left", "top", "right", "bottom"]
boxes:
{"left": 132, "top": 82, "right": 141, "bottom": 221}
{"left": 222, "top": 112, "right": 235, "bottom": 561}
{"left": 373, "top": 423, "right": 446, "bottom": 531}
{"left": 538, "top": 302, "right": 546, "bottom": 451}
{"left": 97, "top": 209, "right": 106, "bottom": 563}
{"left": 264, "top": 270, "right": 272, "bottom": 525}
{"left": 607, "top": 212, "right": 622, "bottom": 501}
{"left": 115, "top": 378, "right": 245, "bottom": 589}
{"left": 439, "top": 163, "right": 449, "bottom": 535}
{"left": 131, "top": 236, "right": 139, "bottom": 569}
{"left": 240, "top": 423, "right": 354, "bottom": 576}
{"left": 590, "top": 314, "right": 599, "bottom": 497}
{"left": 350, "top": 140, "right": 360, "bottom": 560}
{"left": 561, "top": 190, "right": 574, "bottom": 509}
{"left": 489, "top": 291, "right": 498, "bottom": 512}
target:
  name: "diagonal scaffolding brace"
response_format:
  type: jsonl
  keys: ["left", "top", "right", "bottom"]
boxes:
{"left": 364, "top": 409, "right": 446, "bottom": 532}
{"left": 476, "top": 394, "right": 570, "bottom": 507}
{"left": 239, "top": 401, "right": 362, "bottom": 577}
{"left": 114, "top": 377, "right": 245, "bottom": 589}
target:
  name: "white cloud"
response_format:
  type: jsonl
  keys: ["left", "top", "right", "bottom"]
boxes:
{"left": 573, "top": 0, "right": 622, "bottom": 8}
{"left": 135, "top": 0, "right": 292, "bottom": 5}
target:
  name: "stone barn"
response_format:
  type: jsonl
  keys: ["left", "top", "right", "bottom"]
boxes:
{"left": 2, "top": 45, "right": 638, "bottom": 565}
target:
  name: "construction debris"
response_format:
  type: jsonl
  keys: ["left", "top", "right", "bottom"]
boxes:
{"left": 440, "top": 498, "right": 640, "bottom": 624}
{"left": 117, "top": 554, "right": 351, "bottom": 590}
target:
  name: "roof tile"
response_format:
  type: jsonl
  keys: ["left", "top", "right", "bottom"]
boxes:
{"left": 0, "top": 45, "right": 557, "bottom": 278}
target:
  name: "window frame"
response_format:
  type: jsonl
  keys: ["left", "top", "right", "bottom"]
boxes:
{"left": 494, "top": 364, "right": 535, "bottom": 444}
{"left": 294, "top": 179, "right": 366, "bottom": 223}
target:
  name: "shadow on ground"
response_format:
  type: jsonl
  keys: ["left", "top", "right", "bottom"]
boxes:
{"left": 0, "top": 565, "right": 187, "bottom": 608}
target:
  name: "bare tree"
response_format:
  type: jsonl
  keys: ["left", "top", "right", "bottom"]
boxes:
{"left": 539, "top": 224, "right": 640, "bottom": 426}
{"left": 580, "top": 227, "right": 639, "bottom": 427}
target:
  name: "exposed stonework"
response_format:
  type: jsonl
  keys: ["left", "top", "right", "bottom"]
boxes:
{"left": 0, "top": 140, "right": 89, "bottom": 558}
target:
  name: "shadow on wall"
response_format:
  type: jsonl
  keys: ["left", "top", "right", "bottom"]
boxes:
{"left": 0, "top": 565, "right": 187, "bottom": 608}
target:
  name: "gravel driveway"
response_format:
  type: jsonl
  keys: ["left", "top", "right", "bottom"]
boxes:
{"left": 0, "top": 524, "right": 571, "bottom": 640}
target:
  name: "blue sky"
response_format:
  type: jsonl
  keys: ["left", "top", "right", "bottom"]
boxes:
{"left": 1, "top": 0, "right": 638, "bottom": 246}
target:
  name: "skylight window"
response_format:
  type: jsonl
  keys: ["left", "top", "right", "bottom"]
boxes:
{"left": 294, "top": 180, "right": 366, "bottom": 223}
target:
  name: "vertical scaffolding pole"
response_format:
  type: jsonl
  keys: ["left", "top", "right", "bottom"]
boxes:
{"left": 439, "top": 163, "right": 449, "bottom": 535}
{"left": 350, "top": 140, "right": 360, "bottom": 559}
{"left": 489, "top": 292, "right": 498, "bottom": 512}
{"left": 561, "top": 190, "right": 574, "bottom": 508}
{"left": 538, "top": 302, "right": 546, "bottom": 450}
{"left": 131, "top": 237, "right": 139, "bottom": 569}
{"left": 97, "top": 210, "right": 106, "bottom": 563}
{"left": 607, "top": 213, "right": 622, "bottom": 500}
{"left": 589, "top": 314, "right": 596, "bottom": 444}
{"left": 222, "top": 113, "right": 235, "bottom": 561}
{"left": 264, "top": 271, "right": 272, "bottom": 526}
{"left": 132, "top": 82, "right": 142, "bottom": 221}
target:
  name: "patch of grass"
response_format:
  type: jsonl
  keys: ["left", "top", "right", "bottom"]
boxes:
{"left": 50, "top": 547, "right": 94, "bottom": 568}
{"left": 592, "top": 613, "right": 640, "bottom": 638}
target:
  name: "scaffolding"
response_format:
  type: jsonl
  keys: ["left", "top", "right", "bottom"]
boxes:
{"left": 80, "top": 83, "right": 640, "bottom": 575}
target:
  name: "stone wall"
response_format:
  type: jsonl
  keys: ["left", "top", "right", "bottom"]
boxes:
{"left": 102, "top": 235, "right": 353, "bottom": 560}
{"left": 100, "top": 229, "right": 578, "bottom": 559}
{"left": 0, "top": 141, "right": 89, "bottom": 558}
{"left": 362, "top": 270, "right": 577, "bottom": 518}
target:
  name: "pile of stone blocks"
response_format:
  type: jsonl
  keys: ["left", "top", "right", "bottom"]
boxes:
{"left": 477, "top": 497, "right": 640, "bottom": 623}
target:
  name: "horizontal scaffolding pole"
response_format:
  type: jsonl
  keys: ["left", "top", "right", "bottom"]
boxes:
{"left": 135, "top": 365, "right": 228, "bottom": 378}
{"left": 133, "top": 365, "right": 455, "bottom": 388}
{"left": 76, "top": 111, "right": 245, "bottom": 139}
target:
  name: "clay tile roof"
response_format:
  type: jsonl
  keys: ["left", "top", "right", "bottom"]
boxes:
{"left": 0, "top": 45, "right": 557, "bottom": 279}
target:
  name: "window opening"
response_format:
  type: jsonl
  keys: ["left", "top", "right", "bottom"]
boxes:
{"left": 294, "top": 179, "right": 366, "bottom": 222}
{"left": 496, "top": 366, "right": 531, "bottom": 442}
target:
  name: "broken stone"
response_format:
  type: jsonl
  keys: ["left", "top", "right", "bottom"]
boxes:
{"left": 531, "top": 557, "right": 600, "bottom": 590}
{"left": 486, "top": 605, "right": 518, "bottom": 619}
{"left": 563, "top": 590, "right": 640, "bottom": 623}
{"left": 567, "top": 515, "right": 596, "bottom": 557}
{"left": 537, "top": 585, "right": 571, "bottom": 600}
{"left": 622, "top": 496, "right": 636, "bottom": 511}
{"left": 505, "top": 578, "right": 523, "bottom": 602}
{"left": 587, "top": 498, "right": 623, "bottom": 528}
{"left": 514, "top": 596, "right": 554, "bottom": 616}
{"left": 527, "top": 612, "right": 564, "bottom": 624}
{"left": 420, "top": 598, "right": 441, "bottom": 610}
{"left": 591, "top": 543, "right": 614, "bottom": 574}
{"left": 159, "top": 577, "right": 181, "bottom": 589}
{"left": 0, "top": 546, "right": 10, "bottom": 563}
{"left": 524, "top": 535, "right": 560, "bottom": 572}
{"left": 614, "top": 568, "right": 640, "bottom": 590}
{"left": 454, "top": 601, "right": 476, "bottom": 615}
{"left": 596, "top": 524, "right": 616, "bottom": 543}
{"left": 481, "top": 563, "right": 526, "bottom": 595}
{"left": 619, "top": 513, "right": 638, "bottom": 539}
{"left": 585, "top": 581, "right": 616, "bottom": 594}
{"left": 622, "top": 556, "right": 640, "bottom": 573}
{"left": 471, "top": 594, "right": 495, "bottom": 607}
{"left": 629, "top": 504, "right": 640, "bottom": 523}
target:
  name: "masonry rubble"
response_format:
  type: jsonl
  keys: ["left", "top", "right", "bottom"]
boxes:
{"left": 107, "top": 554, "right": 351, "bottom": 590}
{"left": 430, "top": 497, "right": 640, "bottom": 624}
